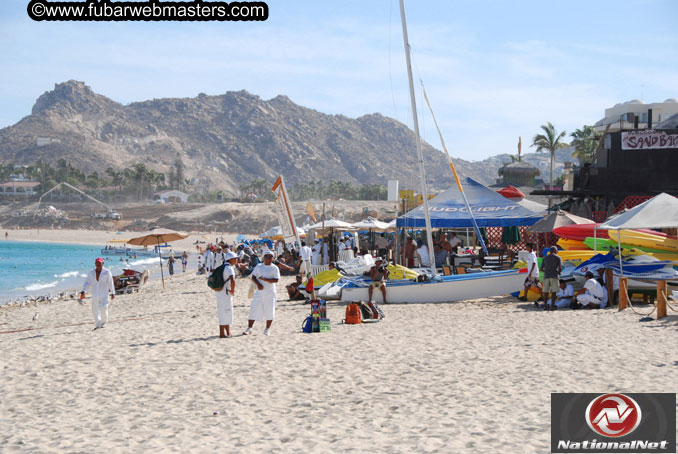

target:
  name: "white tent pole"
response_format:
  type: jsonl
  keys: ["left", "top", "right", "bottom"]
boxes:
{"left": 616, "top": 227, "right": 623, "bottom": 278}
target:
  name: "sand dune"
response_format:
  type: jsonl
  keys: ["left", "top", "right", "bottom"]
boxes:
{"left": 1, "top": 269, "right": 677, "bottom": 453}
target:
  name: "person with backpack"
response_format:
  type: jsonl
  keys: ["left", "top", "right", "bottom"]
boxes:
{"left": 213, "top": 251, "right": 238, "bottom": 338}
{"left": 243, "top": 251, "right": 280, "bottom": 336}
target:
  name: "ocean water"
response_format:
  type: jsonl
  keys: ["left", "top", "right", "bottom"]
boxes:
{"left": 0, "top": 240, "right": 178, "bottom": 304}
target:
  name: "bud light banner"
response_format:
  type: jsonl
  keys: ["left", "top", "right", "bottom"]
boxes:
{"left": 551, "top": 393, "right": 675, "bottom": 453}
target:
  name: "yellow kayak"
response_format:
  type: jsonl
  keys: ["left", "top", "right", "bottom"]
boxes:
{"left": 305, "top": 263, "right": 419, "bottom": 289}
{"left": 609, "top": 230, "right": 678, "bottom": 253}
{"left": 557, "top": 238, "right": 590, "bottom": 250}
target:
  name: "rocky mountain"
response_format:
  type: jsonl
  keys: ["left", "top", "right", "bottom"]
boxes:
{"left": 0, "top": 80, "right": 574, "bottom": 193}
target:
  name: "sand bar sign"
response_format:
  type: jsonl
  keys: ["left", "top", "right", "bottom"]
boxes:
{"left": 622, "top": 131, "right": 678, "bottom": 150}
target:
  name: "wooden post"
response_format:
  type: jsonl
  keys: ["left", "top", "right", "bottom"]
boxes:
{"left": 618, "top": 278, "right": 628, "bottom": 311}
{"left": 656, "top": 280, "right": 668, "bottom": 319}
{"left": 605, "top": 268, "right": 614, "bottom": 306}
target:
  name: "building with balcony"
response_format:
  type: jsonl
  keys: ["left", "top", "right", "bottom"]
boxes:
{"left": 593, "top": 99, "right": 678, "bottom": 133}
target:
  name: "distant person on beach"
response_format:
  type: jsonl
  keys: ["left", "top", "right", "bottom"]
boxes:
{"left": 205, "top": 246, "right": 215, "bottom": 273}
{"left": 403, "top": 236, "right": 417, "bottom": 268}
{"left": 321, "top": 239, "right": 329, "bottom": 265}
{"left": 415, "top": 241, "right": 431, "bottom": 267}
{"left": 368, "top": 257, "right": 389, "bottom": 304}
{"left": 216, "top": 251, "right": 238, "bottom": 338}
{"left": 299, "top": 241, "right": 312, "bottom": 277}
{"left": 433, "top": 243, "right": 450, "bottom": 268}
{"left": 311, "top": 239, "right": 321, "bottom": 265}
{"left": 523, "top": 243, "right": 541, "bottom": 299}
{"left": 553, "top": 279, "right": 575, "bottom": 309}
{"left": 448, "top": 232, "right": 462, "bottom": 250}
{"left": 539, "top": 246, "right": 562, "bottom": 310}
{"left": 181, "top": 252, "right": 188, "bottom": 272}
{"left": 168, "top": 254, "right": 176, "bottom": 276}
{"left": 286, "top": 274, "right": 306, "bottom": 301}
{"left": 597, "top": 267, "right": 619, "bottom": 306}
{"left": 243, "top": 251, "right": 280, "bottom": 336}
{"left": 338, "top": 237, "right": 347, "bottom": 253}
{"left": 80, "top": 257, "right": 115, "bottom": 330}
{"left": 376, "top": 233, "right": 389, "bottom": 260}
{"left": 574, "top": 271, "right": 606, "bottom": 309}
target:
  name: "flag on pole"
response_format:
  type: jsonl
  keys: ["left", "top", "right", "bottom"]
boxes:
{"left": 306, "top": 202, "right": 317, "bottom": 223}
{"left": 272, "top": 176, "right": 300, "bottom": 245}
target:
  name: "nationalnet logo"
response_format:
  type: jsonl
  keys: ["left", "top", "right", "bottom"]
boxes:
{"left": 551, "top": 393, "right": 676, "bottom": 453}
{"left": 585, "top": 394, "right": 641, "bottom": 438}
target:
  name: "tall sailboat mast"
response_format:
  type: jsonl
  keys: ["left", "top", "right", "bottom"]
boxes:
{"left": 399, "top": 0, "right": 437, "bottom": 276}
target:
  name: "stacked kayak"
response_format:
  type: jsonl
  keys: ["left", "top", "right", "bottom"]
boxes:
{"left": 553, "top": 223, "right": 678, "bottom": 264}
{"left": 608, "top": 230, "right": 678, "bottom": 253}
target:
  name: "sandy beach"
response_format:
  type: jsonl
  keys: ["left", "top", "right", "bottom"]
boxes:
{"left": 1, "top": 266, "right": 677, "bottom": 453}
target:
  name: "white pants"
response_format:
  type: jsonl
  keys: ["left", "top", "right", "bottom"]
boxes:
{"left": 553, "top": 298, "right": 573, "bottom": 309}
{"left": 216, "top": 291, "right": 233, "bottom": 325}
{"left": 249, "top": 291, "right": 276, "bottom": 321}
{"left": 301, "top": 260, "right": 312, "bottom": 276}
{"left": 577, "top": 293, "right": 604, "bottom": 307}
{"left": 91, "top": 296, "right": 109, "bottom": 327}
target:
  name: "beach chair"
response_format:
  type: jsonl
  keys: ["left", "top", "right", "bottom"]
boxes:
{"left": 338, "top": 249, "right": 355, "bottom": 263}
{"left": 311, "top": 264, "right": 329, "bottom": 276}
{"left": 125, "top": 270, "right": 150, "bottom": 294}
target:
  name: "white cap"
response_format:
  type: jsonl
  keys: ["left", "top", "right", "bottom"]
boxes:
{"left": 223, "top": 251, "right": 238, "bottom": 261}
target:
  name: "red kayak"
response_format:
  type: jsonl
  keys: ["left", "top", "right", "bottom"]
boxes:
{"left": 553, "top": 224, "right": 608, "bottom": 240}
{"left": 553, "top": 224, "right": 673, "bottom": 240}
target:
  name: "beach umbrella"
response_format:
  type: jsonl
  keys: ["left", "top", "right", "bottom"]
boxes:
{"left": 501, "top": 226, "right": 522, "bottom": 245}
{"left": 496, "top": 186, "right": 525, "bottom": 199}
{"left": 127, "top": 228, "right": 188, "bottom": 289}
{"left": 527, "top": 210, "right": 594, "bottom": 233}
{"left": 352, "top": 217, "right": 391, "bottom": 232}
{"left": 260, "top": 225, "right": 306, "bottom": 240}
{"left": 307, "top": 219, "right": 356, "bottom": 231}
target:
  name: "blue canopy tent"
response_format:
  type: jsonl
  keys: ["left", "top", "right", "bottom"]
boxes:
{"left": 397, "top": 177, "right": 543, "bottom": 228}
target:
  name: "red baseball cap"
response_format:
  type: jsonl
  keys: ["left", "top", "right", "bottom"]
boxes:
{"left": 95, "top": 257, "right": 104, "bottom": 263}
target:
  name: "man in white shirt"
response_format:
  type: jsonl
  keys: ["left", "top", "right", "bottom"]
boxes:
{"left": 338, "top": 238, "right": 347, "bottom": 252}
{"left": 416, "top": 241, "right": 431, "bottom": 267}
{"left": 80, "top": 257, "right": 115, "bottom": 330}
{"left": 575, "top": 271, "right": 606, "bottom": 308}
{"left": 448, "top": 232, "right": 462, "bottom": 251}
{"left": 216, "top": 252, "right": 238, "bottom": 338}
{"left": 311, "top": 239, "right": 321, "bottom": 265}
{"left": 523, "top": 243, "right": 541, "bottom": 300}
{"left": 243, "top": 251, "right": 280, "bottom": 336}
{"left": 322, "top": 239, "right": 329, "bottom": 265}
{"left": 552, "top": 279, "right": 575, "bottom": 309}
{"left": 205, "top": 246, "right": 215, "bottom": 273}
{"left": 299, "top": 241, "right": 312, "bottom": 277}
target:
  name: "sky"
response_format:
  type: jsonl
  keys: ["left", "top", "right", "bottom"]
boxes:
{"left": 1, "top": 0, "right": 677, "bottom": 162}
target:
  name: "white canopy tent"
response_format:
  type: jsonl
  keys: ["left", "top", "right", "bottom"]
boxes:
{"left": 598, "top": 193, "right": 678, "bottom": 230}
{"left": 597, "top": 193, "right": 678, "bottom": 317}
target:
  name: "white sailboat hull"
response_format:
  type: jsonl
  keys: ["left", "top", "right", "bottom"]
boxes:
{"left": 340, "top": 270, "right": 525, "bottom": 304}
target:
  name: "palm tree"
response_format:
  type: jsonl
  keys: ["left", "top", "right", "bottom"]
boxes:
{"left": 570, "top": 125, "right": 598, "bottom": 164}
{"left": 531, "top": 122, "right": 568, "bottom": 190}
